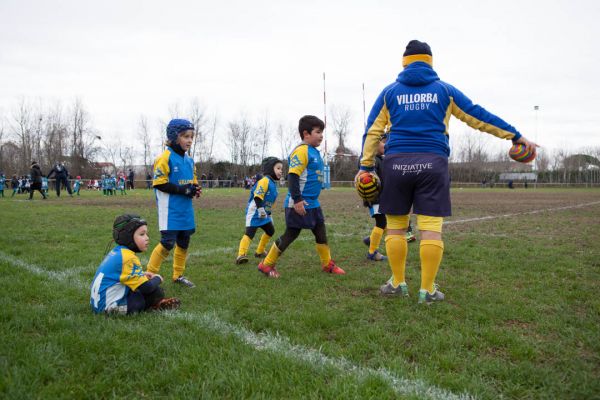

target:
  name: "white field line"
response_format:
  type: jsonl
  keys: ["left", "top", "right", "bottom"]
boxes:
{"left": 444, "top": 200, "right": 600, "bottom": 226}
{"left": 1, "top": 249, "right": 476, "bottom": 400}
{"left": 172, "top": 312, "right": 475, "bottom": 400}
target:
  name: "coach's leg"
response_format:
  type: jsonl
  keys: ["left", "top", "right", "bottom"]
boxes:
{"left": 417, "top": 215, "right": 444, "bottom": 294}
{"left": 386, "top": 215, "right": 410, "bottom": 287}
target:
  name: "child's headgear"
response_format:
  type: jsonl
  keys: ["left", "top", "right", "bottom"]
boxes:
{"left": 166, "top": 119, "right": 195, "bottom": 143}
{"left": 261, "top": 157, "right": 282, "bottom": 179}
{"left": 76, "top": 176, "right": 81, "bottom": 179}
{"left": 402, "top": 39, "right": 433, "bottom": 67}
{"left": 112, "top": 214, "right": 147, "bottom": 253}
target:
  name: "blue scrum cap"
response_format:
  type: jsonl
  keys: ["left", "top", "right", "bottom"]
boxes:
{"left": 166, "top": 119, "right": 195, "bottom": 143}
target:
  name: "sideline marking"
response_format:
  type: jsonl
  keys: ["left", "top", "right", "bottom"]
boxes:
{"left": 444, "top": 201, "right": 600, "bottom": 226}
{"left": 0, "top": 250, "right": 476, "bottom": 400}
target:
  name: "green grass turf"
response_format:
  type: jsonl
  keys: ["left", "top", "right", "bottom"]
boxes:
{"left": 1, "top": 187, "right": 599, "bottom": 399}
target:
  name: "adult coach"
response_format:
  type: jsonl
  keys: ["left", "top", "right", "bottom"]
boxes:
{"left": 358, "top": 40, "right": 537, "bottom": 304}
{"left": 47, "top": 161, "right": 73, "bottom": 197}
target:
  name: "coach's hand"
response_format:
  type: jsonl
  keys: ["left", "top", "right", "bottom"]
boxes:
{"left": 513, "top": 136, "right": 539, "bottom": 158}
{"left": 293, "top": 200, "right": 308, "bottom": 216}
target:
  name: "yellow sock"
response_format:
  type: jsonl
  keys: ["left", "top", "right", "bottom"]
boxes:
{"left": 315, "top": 243, "right": 331, "bottom": 267}
{"left": 385, "top": 235, "right": 408, "bottom": 287}
{"left": 369, "top": 226, "right": 384, "bottom": 254}
{"left": 173, "top": 245, "right": 188, "bottom": 280}
{"left": 256, "top": 233, "right": 271, "bottom": 254}
{"left": 263, "top": 243, "right": 281, "bottom": 267}
{"left": 420, "top": 240, "right": 444, "bottom": 293}
{"left": 238, "top": 235, "right": 252, "bottom": 257}
{"left": 147, "top": 243, "right": 170, "bottom": 274}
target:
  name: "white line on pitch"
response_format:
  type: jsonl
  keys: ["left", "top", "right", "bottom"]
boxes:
{"left": 0, "top": 250, "right": 476, "bottom": 400}
{"left": 444, "top": 201, "right": 600, "bottom": 226}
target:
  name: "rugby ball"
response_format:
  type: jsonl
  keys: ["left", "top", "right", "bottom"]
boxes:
{"left": 509, "top": 144, "right": 535, "bottom": 163}
{"left": 356, "top": 173, "right": 380, "bottom": 202}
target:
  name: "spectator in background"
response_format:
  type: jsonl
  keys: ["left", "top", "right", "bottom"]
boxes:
{"left": 207, "top": 171, "right": 214, "bottom": 188}
{"left": 146, "top": 173, "right": 152, "bottom": 189}
{"left": 128, "top": 169, "right": 135, "bottom": 190}
{"left": 28, "top": 161, "right": 47, "bottom": 200}
{"left": 11, "top": 175, "right": 19, "bottom": 197}
{"left": 47, "top": 161, "right": 73, "bottom": 197}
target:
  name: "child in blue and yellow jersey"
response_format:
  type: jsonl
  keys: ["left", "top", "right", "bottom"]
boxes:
{"left": 73, "top": 176, "right": 82, "bottom": 196}
{"left": 359, "top": 40, "right": 538, "bottom": 303}
{"left": 90, "top": 214, "right": 180, "bottom": 315}
{"left": 118, "top": 175, "right": 127, "bottom": 195}
{"left": 235, "top": 157, "right": 283, "bottom": 264}
{"left": 258, "top": 115, "right": 345, "bottom": 278}
{"left": 146, "top": 119, "right": 200, "bottom": 288}
{"left": 0, "top": 173, "right": 5, "bottom": 198}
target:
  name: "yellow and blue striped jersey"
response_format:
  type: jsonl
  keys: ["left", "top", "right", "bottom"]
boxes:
{"left": 153, "top": 147, "right": 198, "bottom": 231}
{"left": 90, "top": 245, "right": 148, "bottom": 314}
{"left": 245, "top": 176, "right": 278, "bottom": 227}
{"left": 285, "top": 143, "right": 323, "bottom": 209}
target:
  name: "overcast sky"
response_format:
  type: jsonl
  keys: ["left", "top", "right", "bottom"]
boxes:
{"left": 1, "top": 0, "right": 599, "bottom": 161}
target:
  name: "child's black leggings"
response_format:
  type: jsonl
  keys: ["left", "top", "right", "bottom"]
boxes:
{"left": 245, "top": 222, "right": 275, "bottom": 239}
{"left": 275, "top": 221, "right": 327, "bottom": 253}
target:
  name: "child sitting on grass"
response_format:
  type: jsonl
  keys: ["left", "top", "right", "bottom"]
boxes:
{"left": 90, "top": 214, "right": 180, "bottom": 315}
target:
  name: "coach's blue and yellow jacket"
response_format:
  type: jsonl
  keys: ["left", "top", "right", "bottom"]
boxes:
{"left": 90, "top": 245, "right": 148, "bottom": 314}
{"left": 285, "top": 143, "right": 323, "bottom": 209}
{"left": 153, "top": 146, "right": 197, "bottom": 231}
{"left": 360, "top": 62, "right": 522, "bottom": 170}
{"left": 245, "top": 176, "right": 278, "bottom": 227}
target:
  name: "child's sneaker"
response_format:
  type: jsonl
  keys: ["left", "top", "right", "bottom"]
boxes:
{"left": 254, "top": 251, "right": 268, "bottom": 258}
{"left": 173, "top": 276, "right": 196, "bottom": 288}
{"left": 366, "top": 250, "right": 387, "bottom": 261}
{"left": 418, "top": 288, "right": 445, "bottom": 304}
{"left": 379, "top": 279, "right": 409, "bottom": 297}
{"left": 362, "top": 236, "right": 371, "bottom": 247}
{"left": 406, "top": 231, "right": 416, "bottom": 243}
{"left": 258, "top": 262, "right": 280, "bottom": 278}
{"left": 322, "top": 260, "right": 345, "bottom": 275}
{"left": 235, "top": 255, "right": 249, "bottom": 264}
{"left": 151, "top": 297, "right": 181, "bottom": 311}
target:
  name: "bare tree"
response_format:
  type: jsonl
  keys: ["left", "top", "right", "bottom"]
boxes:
{"left": 255, "top": 111, "right": 271, "bottom": 164}
{"left": 276, "top": 122, "right": 297, "bottom": 161}
{"left": 188, "top": 98, "right": 206, "bottom": 160}
{"left": 330, "top": 105, "right": 352, "bottom": 154}
{"left": 202, "top": 113, "right": 218, "bottom": 162}
{"left": 138, "top": 115, "right": 152, "bottom": 174}
{"left": 227, "top": 116, "right": 252, "bottom": 169}
{"left": 102, "top": 141, "right": 119, "bottom": 175}
{"left": 11, "top": 98, "right": 35, "bottom": 171}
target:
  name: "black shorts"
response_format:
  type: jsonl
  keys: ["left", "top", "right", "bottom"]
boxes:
{"left": 285, "top": 207, "right": 325, "bottom": 230}
{"left": 379, "top": 153, "right": 451, "bottom": 217}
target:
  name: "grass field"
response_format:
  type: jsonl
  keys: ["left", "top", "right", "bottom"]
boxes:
{"left": 1, "top": 187, "right": 599, "bottom": 399}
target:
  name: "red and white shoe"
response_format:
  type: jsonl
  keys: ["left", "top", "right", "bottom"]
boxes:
{"left": 322, "top": 260, "right": 345, "bottom": 275}
{"left": 258, "top": 262, "right": 280, "bottom": 278}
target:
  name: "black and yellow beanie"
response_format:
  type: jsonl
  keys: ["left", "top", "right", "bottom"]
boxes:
{"left": 402, "top": 40, "right": 432, "bottom": 67}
